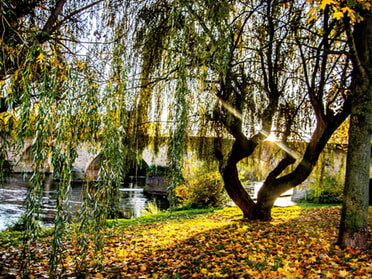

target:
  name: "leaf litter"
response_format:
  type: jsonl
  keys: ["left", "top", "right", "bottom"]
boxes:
{"left": 0, "top": 206, "right": 371, "bottom": 278}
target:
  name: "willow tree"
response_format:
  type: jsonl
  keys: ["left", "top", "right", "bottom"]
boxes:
{"left": 0, "top": 0, "right": 144, "bottom": 276}
{"left": 132, "top": 0, "right": 352, "bottom": 220}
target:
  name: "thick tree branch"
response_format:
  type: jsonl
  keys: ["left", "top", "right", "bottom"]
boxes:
{"left": 266, "top": 154, "right": 296, "bottom": 182}
{"left": 39, "top": 0, "right": 67, "bottom": 41}
{"left": 51, "top": 0, "right": 104, "bottom": 36}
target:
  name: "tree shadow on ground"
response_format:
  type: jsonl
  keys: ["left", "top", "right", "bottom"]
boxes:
{"left": 106, "top": 206, "right": 371, "bottom": 278}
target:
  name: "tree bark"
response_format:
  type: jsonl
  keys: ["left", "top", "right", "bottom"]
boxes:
{"left": 221, "top": 114, "right": 348, "bottom": 221}
{"left": 337, "top": 105, "right": 371, "bottom": 249}
{"left": 221, "top": 135, "right": 261, "bottom": 219}
{"left": 337, "top": 13, "right": 372, "bottom": 250}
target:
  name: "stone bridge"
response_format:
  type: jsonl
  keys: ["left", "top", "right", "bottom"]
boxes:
{"left": 8, "top": 140, "right": 360, "bottom": 185}
{"left": 9, "top": 142, "right": 168, "bottom": 176}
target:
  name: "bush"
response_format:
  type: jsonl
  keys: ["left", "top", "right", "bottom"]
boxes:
{"left": 175, "top": 170, "right": 227, "bottom": 209}
{"left": 142, "top": 199, "right": 161, "bottom": 215}
{"left": 7, "top": 216, "right": 27, "bottom": 232}
{"left": 306, "top": 176, "right": 343, "bottom": 204}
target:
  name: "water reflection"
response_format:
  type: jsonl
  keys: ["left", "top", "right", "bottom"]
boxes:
{"left": 0, "top": 174, "right": 169, "bottom": 231}
{"left": 0, "top": 175, "right": 28, "bottom": 231}
{"left": 119, "top": 177, "right": 169, "bottom": 219}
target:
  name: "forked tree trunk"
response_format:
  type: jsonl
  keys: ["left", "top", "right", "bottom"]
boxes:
{"left": 222, "top": 114, "right": 349, "bottom": 221}
{"left": 216, "top": 0, "right": 352, "bottom": 222}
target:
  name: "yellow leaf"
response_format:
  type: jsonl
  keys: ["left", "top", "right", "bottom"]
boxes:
{"left": 333, "top": 11, "right": 344, "bottom": 20}
{"left": 75, "top": 60, "right": 84, "bottom": 69}
{"left": 307, "top": 15, "right": 317, "bottom": 23}
{"left": 307, "top": 7, "right": 317, "bottom": 23}
{"left": 341, "top": 7, "right": 354, "bottom": 16}
{"left": 318, "top": 0, "right": 337, "bottom": 10}
{"left": 364, "top": 2, "right": 372, "bottom": 10}
{"left": 338, "top": 270, "right": 349, "bottom": 278}
{"left": 36, "top": 52, "right": 45, "bottom": 64}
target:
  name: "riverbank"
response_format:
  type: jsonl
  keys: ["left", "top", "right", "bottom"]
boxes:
{"left": 1, "top": 204, "right": 371, "bottom": 278}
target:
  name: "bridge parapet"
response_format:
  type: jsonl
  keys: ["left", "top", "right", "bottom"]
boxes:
{"left": 8, "top": 141, "right": 168, "bottom": 175}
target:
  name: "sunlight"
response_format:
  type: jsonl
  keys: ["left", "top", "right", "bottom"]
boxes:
{"left": 216, "top": 101, "right": 300, "bottom": 160}
{"left": 216, "top": 96, "right": 243, "bottom": 120}
{"left": 260, "top": 130, "right": 300, "bottom": 160}
{"left": 265, "top": 133, "right": 277, "bottom": 142}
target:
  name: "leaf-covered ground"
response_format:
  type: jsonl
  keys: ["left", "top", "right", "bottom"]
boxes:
{"left": 0, "top": 206, "right": 371, "bottom": 278}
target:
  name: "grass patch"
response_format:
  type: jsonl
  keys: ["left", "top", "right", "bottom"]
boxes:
{"left": 295, "top": 201, "right": 342, "bottom": 208}
{"left": 109, "top": 207, "right": 218, "bottom": 228}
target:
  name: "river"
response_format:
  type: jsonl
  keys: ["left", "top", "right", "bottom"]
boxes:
{"left": 0, "top": 173, "right": 169, "bottom": 231}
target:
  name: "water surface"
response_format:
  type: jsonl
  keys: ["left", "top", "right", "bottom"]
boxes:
{"left": 0, "top": 174, "right": 168, "bottom": 231}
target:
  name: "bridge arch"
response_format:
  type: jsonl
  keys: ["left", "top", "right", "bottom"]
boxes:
{"left": 85, "top": 153, "right": 149, "bottom": 179}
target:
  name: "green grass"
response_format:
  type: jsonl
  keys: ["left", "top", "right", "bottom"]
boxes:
{"left": 108, "top": 207, "right": 218, "bottom": 228}
{"left": 295, "top": 201, "right": 342, "bottom": 208}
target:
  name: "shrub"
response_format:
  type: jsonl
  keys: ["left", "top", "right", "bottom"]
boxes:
{"left": 306, "top": 176, "right": 343, "bottom": 204}
{"left": 142, "top": 199, "right": 161, "bottom": 215}
{"left": 176, "top": 170, "right": 227, "bottom": 208}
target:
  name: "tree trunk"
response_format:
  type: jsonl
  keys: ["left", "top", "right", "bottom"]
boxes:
{"left": 222, "top": 161, "right": 257, "bottom": 219}
{"left": 218, "top": 0, "right": 351, "bottom": 221}
{"left": 337, "top": 12, "right": 372, "bottom": 251}
{"left": 337, "top": 88, "right": 371, "bottom": 249}
{"left": 221, "top": 137, "right": 261, "bottom": 219}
